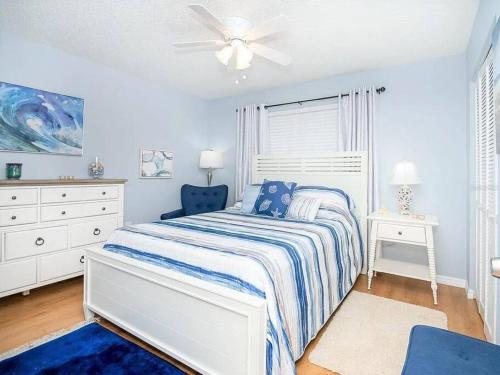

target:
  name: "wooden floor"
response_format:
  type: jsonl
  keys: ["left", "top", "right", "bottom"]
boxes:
{"left": 0, "top": 273, "right": 484, "bottom": 374}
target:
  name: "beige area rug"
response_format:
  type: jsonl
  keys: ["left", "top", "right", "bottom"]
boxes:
{"left": 309, "top": 291, "right": 447, "bottom": 375}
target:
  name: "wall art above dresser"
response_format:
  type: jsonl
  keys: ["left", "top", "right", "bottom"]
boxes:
{"left": 0, "top": 178, "right": 126, "bottom": 298}
{"left": 0, "top": 82, "right": 84, "bottom": 155}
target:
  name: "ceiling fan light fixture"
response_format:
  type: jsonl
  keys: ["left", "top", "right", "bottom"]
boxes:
{"left": 215, "top": 45, "right": 233, "bottom": 66}
{"left": 235, "top": 44, "right": 253, "bottom": 70}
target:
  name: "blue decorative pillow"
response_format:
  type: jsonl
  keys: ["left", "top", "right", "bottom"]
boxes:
{"left": 253, "top": 180, "right": 297, "bottom": 218}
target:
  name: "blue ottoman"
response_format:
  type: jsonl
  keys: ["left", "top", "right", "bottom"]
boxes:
{"left": 402, "top": 325, "right": 500, "bottom": 375}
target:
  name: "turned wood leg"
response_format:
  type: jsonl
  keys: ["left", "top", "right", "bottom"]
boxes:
{"left": 367, "top": 223, "right": 378, "bottom": 289}
{"left": 374, "top": 241, "right": 382, "bottom": 277}
{"left": 425, "top": 226, "right": 438, "bottom": 304}
{"left": 428, "top": 247, "right": 438, "bottom": 304}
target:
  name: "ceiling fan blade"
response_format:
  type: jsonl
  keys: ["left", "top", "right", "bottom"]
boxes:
{"left": 246, "top": 15, "right": 288, "bottom": 41}
{"left": 188, "top": 4, "right": 228, "bottom": 37}
{"left": 248, "top": 43, "right": 292, "bottom": 66}
{"left": 173, "top": 40, "right": 225, "bottom": 48}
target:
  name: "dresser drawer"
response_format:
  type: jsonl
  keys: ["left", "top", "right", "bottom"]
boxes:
{"left": 0, "top": 188, "right": 38, "bottom": 207}
{"left": 377, "top": 223, "right": 426, "bottom": 243}
{"left": 85, "top": 186, "right": 118, "bottom": 201}
{"left": 40, "top": 204, "right": 84, "bottom": 222}
{"left": 0, "top": 207, "right": 37, "bottom": 226}
{"left": 39, "top": 249, "right": 84, "bottom": 282}
{"left": 40, "top": 186, "right": 84, "bottom": 203}
{"left": 70, "top": 218, "right": 118, "bottom": 247}
{"left": 41, "top": 186, "right": 118, "bottom": 204}
{"left": 5, "top": 226, "right": 68, "bottom": 261}
{"left": 40, "top": 201, "right": 118, "bottom": 222}
{"left": 84, "top": 201, "right": 118, "bottom": 217}
{"left": 0, "top": 258, "right": 37, "bottom": 293}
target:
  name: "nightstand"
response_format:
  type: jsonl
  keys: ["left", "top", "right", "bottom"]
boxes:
{"left": 367, "top": 211, "right": 439, "bottom": 304}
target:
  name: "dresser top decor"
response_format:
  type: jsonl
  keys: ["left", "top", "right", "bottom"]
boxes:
{"left": 0, "top": 179, "right": 127, "bottom": 186}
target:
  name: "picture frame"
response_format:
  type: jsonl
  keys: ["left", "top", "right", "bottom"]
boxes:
{"left": 140, "top": 149, "right": 174, "bottom": 179}
{"left": 0, "top": 81, "right": 84, "bottom": 156}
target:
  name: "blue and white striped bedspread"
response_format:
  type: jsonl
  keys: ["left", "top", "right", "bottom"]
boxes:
{"left": 103, "top": 209, "right": 363, "bottom": 375}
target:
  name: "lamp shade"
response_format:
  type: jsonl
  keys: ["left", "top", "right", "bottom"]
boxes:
{"left": 199, "top": 150, "right": 223, "bottom": 169}
{"left": 390, "top": 161, "right": 421, "bottom": 185}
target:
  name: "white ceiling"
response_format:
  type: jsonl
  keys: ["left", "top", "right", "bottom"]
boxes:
{"left": 0, "top": 0, "right": 479, "bottom": 99}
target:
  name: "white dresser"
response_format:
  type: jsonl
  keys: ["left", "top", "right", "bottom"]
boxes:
{"left": 0, "top": 179, "right": 126, "bottom": 298}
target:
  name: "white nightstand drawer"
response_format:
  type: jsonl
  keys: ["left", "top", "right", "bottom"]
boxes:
{"left": 377, "top": 223, "right": 426, "bottom": 243}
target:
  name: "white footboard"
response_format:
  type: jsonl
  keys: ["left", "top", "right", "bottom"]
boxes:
{"left": 84, "top": 246, "right": 267, "bottom": 375}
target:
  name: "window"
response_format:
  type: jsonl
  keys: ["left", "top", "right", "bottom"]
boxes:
{"left": 267, "top": 104, "right": 339, "bottom": 154}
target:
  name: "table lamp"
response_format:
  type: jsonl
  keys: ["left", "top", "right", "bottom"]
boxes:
{"left": 199, "top": 150, "right": 223, "bottom": 186}
{"left": 390, "top": 160, "right": 421, "bottom": 215}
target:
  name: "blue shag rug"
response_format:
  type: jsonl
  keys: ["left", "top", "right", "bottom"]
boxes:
{"left": 0, "top": 323, "right": 186, "bottom": 374}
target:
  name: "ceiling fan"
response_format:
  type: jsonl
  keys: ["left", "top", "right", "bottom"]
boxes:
{"left": 173, "top": 4, "right": 292, "bottom": 70}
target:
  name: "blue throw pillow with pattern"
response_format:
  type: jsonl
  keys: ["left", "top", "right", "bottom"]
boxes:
{"left": 253, "top": 180, "right": 297, "bottom": 218}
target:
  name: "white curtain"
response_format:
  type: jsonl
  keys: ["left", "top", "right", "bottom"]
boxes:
{"left": 338, "top": 87, "right": 379, "bottom": 213}
{"left": 235, "top": 104, "right": 268, "bottom": 201}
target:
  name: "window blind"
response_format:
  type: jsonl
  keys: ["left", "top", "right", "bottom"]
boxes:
{"left": 267, "top": 104, "right": 339, "bottom": 154}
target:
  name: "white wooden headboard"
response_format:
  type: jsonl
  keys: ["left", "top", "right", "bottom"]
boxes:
{"left": 252, "top": 152, "right": 368, "bottom": 273}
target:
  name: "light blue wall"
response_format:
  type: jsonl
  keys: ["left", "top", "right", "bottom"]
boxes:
{"left": 0, "top": 33, "right": 208, "bottom": 224}
{"left": 207, "top": 55, "right": 468, "bottom": 280}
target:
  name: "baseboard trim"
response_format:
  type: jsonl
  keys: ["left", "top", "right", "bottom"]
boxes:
{"left": 467, "top": 288, "right": 475, "bottom": 299}
{"left": 436, "top": 275, "right": 467, "bottom": 288}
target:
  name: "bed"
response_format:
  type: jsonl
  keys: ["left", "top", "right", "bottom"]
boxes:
{"left": 83, "top": 152, "right": 368, "bottom": 375}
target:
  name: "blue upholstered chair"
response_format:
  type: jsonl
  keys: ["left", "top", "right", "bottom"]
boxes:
{"left": 160, "top": 184, "right": 228, "bottom": 220}
{"left": 402, "top": 325, "right": 500, "bottom": 374}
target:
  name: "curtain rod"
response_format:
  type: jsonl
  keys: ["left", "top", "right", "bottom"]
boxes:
{"left": 236, "top": 86, "right": 386, "bottom": 111}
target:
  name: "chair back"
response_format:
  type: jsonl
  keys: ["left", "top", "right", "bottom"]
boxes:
{"left": 181, "top": 184, "right": 228, "bottom": 216}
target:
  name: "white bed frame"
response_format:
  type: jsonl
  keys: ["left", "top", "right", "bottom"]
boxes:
{"left": 83, "top": 152, "right": 368, "bottom": 375}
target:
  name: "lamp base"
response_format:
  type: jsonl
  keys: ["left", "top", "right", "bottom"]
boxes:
{"left": 207, "top": 169, "right": 213, "bottom": 186}
{"left": 397, "top": 185, "right": 413, "bottom": 215}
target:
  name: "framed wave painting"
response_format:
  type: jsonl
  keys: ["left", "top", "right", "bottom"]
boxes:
{"left": 140, "top": 149, "right": 174, "bottom": 178}
{"left": 0, "top": 82, "right": 84, "bottom": 155}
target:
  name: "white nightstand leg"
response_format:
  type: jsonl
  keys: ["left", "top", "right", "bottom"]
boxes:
{"left": 367, "top": 223, "right": 378, "bottom": 289}
{"left": 374, "top": 241, "right": 382, "bottom": 277}
{"left": 425, "top": 226, "right": 438, "bottom": 304}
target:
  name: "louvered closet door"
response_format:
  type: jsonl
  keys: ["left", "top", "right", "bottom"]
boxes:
{"left": 475, "top": 50, "right": 497, "bottom": 342}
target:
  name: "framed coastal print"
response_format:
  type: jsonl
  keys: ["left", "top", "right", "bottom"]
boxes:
{"left": 0, "top": 82, "right": 84, "bottom": 155}
{"left": 140, "top": 149, "right": 174, "bottom": 178}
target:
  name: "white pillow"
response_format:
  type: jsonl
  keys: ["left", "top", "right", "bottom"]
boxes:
{"left": 293, "top": 186, "right": 353, "bottom": 219}
{"left": 285, "top": 196, "right": 322, "bottom": 221}
{"left": 241, "top": 184, "right": 261, "bottom": 213}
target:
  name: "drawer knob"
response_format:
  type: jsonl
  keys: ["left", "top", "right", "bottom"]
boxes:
{"left": 102, "top": 191, "right": 106, "bottom": 195}
{"left": 35, "top": 237, "right": 45, "bottom": 246}
{"left": 62, "top": 193, "right": 67, "bottom": 198}
{"left": 80, "top": 255, "right": 85, "bottom": 264}
{"left": 398, "top": 231, "right": 403, "bottom": 235}
{"left": 11, "top": 195, "right": 17, "bottom": 200}
{"left": 11, "top": 215, "right": 16, "bottom": 220}
{"left": 93, "top": 228, "right": 101, "bottom": 236}
{"left": 61, "top": 211, "right": 66, "bottom": 215}
{"left": 101, "top": 207, "right": 106, "bottom": 211}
